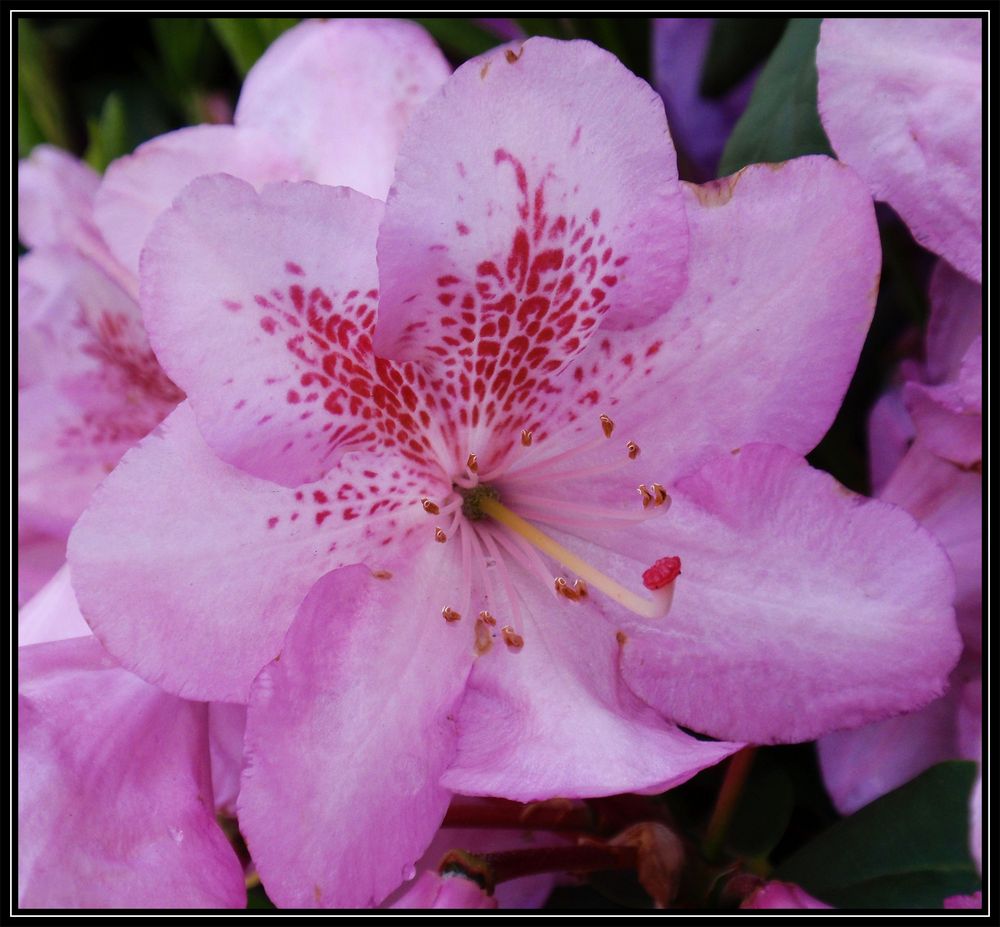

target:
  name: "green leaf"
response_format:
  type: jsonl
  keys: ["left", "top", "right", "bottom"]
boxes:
{"left": 717, "top": 18, "right": 832, "bottom": 176}
{"left": 726, "top": 759, "right": 795, "bottom": 859}
{"left": 700, "top": 17, "right": 788, "bottom": 98}
{"left": 776, "top": 761, "right": 980, "bottom": 908}
{"left": 413, "top": 18, "right": 499, "bottom": 57}
{"left": 210, "top": 18, "right": 298, "bottom": 77}
{"left": 84, "top": 92, "right": 128, "bottom": 172}
{"left": 515, "top": 17, "right": 567, "bottom": 39}
{"left": 18, "top": 19, "right": 69, "bottom": 153}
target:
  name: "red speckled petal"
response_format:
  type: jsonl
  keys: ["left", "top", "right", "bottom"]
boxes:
{"left": 239, "top": 559, "right": 474, "bottom": 908}
{"left": 236, "top": 18, "right": 450, "bottom": 198}
{"left": 68, "top": 402, "right": 432, "bottom": 703}
{"left": 610, "top": 445, "right": 961, "bottom": 744}
{"left": 440, "top": 563, "right": 739, "bottom": 801}
{"left": 373, "top": 37, "right": 688, "bottom": 452}
{"left": 818, "top": 19, "right": 982, "bottom": 281}
{"left": 18, "top": 637, "right": 245, "bottom": 908}
{"left": 94, "top": 124, "right": 301, "bottom": 277}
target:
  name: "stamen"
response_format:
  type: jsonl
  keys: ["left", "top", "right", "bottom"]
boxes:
{"left": 474, "top": 615, "right": 493, "bottom": 654}
{"left": 442, "top": 606, "right": 462, "bottom": 622}
{"left": 626, "top": 441, "right": 640, "bottom": 460}
{"left": 435, "top": 527, "right": 448, "bottom": 543}
{"left": 501, "top": 625, "right": 524, "bottom": 650}
{"left": 638, "top": 484, "right": 653, "bottom": 508}
{"left": 521, "top": 429, "right": 533, "bottom": 447}
{"left": 467, "top": 453, "right": 479, "bottom": 474}
{"left": 481, "top": 527, "right": 525, "bottom": 632}
{"left": 421, "top": 498, "right": 441, "bottom": 515}
{"left": 651, "top": 483, "right": 669, "bottom": 506}
{"left": 600, "top": 413, "right": 615, "bottom": 438}
{"left": 479, "top": 496, "right": 678, "bottom": 620}
{"left": 479, "top": 610, "right": 497, "bottom": 626}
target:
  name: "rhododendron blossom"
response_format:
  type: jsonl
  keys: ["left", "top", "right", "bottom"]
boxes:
{"left": 69, "top": 37, "right": 962, "bottom": 907}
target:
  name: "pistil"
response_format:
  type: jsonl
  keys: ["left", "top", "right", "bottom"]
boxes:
{"left": 478, "top": 495, "right": 678, "bottom": 620}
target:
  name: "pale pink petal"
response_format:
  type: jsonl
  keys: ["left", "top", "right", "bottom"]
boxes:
{"left": 390, "top": 871, "right": 497, "bottom": 909}
{"left": 239, "top": 558, "right": 475, "bottom": 908}
{"left": 618, "top": 444, "right": 960, "bottom": 743}
{"left": 547, "top": 157, "right": 880, "bottom": 487}
{"left": 374, "top": 36, "right": 689, "bottom": 380}
{"left": 17, "top": 527, "right": 65, "bottom": 607}
{"left": 235, "top": 18, "right": 450, "bottom": 198}
{"left": 94, "top": 124, "right": 302, "bottom": 277}
{"left": 817, "top": 19, "right": 982, "bottom": 281}
{"left": 17, "top": 564, "right": 90, "bottom": 646}
{"left": 818, "top": 687, "right": 960, "bottom": 815}
{"left": 68, "top": 401, "right": 429, "bottom": 702}
{"left": 18, "top": 636, "right": 245, "bottom": 908}
{"left": 880, "top": 442, "right": 982, "bottom": 653}
{"left": 944, "top": 890, "right": 982, "bottom": 909}
{"left": 209, "top": 703, "right": 247, "bottom": 817}
{"left": 925, "top": 261, "right": 982, "bottom": 385}
{"left": 441, "top": 566, "right": 739, "bottom": 800}
{"left": 742, "top": 881, "right": 831, "bottom": 909}
{"left": 904, "top": 337, "right": 982, "bottom": 467}
{"left": 141, "top": 175, "right": 394, "bottom": 486}
{"left": 867, "top": 387, "right": 915, "bottom": 495}
{"left": 18, "top": 145, "right": 99, "bottom": 249}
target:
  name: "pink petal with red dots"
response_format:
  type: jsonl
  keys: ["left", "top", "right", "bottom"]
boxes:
{"left": 235, "top": 18, "right": 450, "bottom": 198}
{"left": 68, "top": 402, "right": 430, "bottom": 702}
{"left": 549, "top": 158, "right": 880, "bottom": 488}
{"left": 18, "top": 636, "right": 245, "bottom": 908}
{"left": 817, "top": 19, "right": 982, "bottom": 281}
{"left": 239, "top": 559, "right": 474, "bottom": 908}
{"left": 18, "top": 145, "right": 100, "bottom": 251}
{"left": 141, "top": 176, "right": 398, "bottom": 486}
{"left": 616, "top": 444, "right": 961, "bottom": 744}
{"left": 374, "top": 38, "right": 689, "bottom": 397}
{"left": 441, "top": 570, "right": 739, "bottom": 801}
{"left": 94, "top": 124, "right": 301, "bottom": 277}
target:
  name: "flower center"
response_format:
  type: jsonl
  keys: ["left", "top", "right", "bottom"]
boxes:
{"left": 423, "top": 412, "right": 681, "bottom": 653}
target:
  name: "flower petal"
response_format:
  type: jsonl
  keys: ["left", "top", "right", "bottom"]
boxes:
{"left": 68, "top": 401, "right": 427, "bottom": 702}
{"left": 925, "top": 261, "right": 982, "bottom": 385}
{"left": 441, "top": 567, "right": 739, "bottom": 800}
{"left": 17, "top": 564, "right": 90, "bottom": 646}
{"left": 141, "top": 175, "right": 405, "bottom": 486}
{"left": 18, "top": 636, "right": 245, "bottom": 908}
{"left": 18, "top": 145, "right": 99, "bottom": 250}
{"left": 94, "top": 124, "right": 301, "bottom": 277}
{"left": 17, "top": 526, "right": 65, "bottom": 607}
{"left": 209, "top": 703, "right": 247, "bottom": 817}
{"left": 618, "top": 444, "right": 961, "bottom": 743}
{"left": 390, "top": 872, "right": 497, "bottom": 909}
{"left": 817, "top": 18, "right": 982, "bottom": 281}
{"left": 545, "top": 157, "right": 880, "bottom": 486}
{"left": 239, "top": 557, "right": 475, "bottom": 908}
{"left": 374, "top": 35, "right": 689, "bottom": 378}
{"left": 235, "top": 18, "right": 450, "bottom": 198}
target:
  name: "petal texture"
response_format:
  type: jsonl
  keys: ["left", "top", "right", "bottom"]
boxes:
{"left": 619, "top": 444, "right": 961, "bottom": 743}
{"left": 235, "top": 18, "right": 450, "bottom": 198}
{"left": 239, "top": 557, "right": 475, "bottom": 908}
{"left": 18, "top": 636, "right": 245, "bottom": 908}
{"left": 818, "top": 18, "right": 982, "bottom": 281}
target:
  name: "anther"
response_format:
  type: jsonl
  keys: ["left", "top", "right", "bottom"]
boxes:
{"left": 442, "top": 606, "right": 462, "bottom": 622}
{"left": 479, "top": 610, "right": 497, "bottom": 626}
{"left": 651, "top": 483, "right": 669, "bottom": 507}
{"left": 521, "top": 429, "right": 533, "bottom": 447}
{"left": 573, "top": 579, "right": 588, "bottom": 599}
{"left": 371, "top": 569, "right": 393, "bottom": 580}
{"left": 554, "top": 576, "right": 584, "bottom": 602}
{"left": 421, "top": 497, "right": 440, "bottom": 515}
{"left": 627, "top": 441, "right": 640, "bottom": 460}
{"left": 638, "top": 484, "right": 653, "bottom": 508}
{"left": 600, "top": 413, "right": 615, "bottom": 439}
{"left": 435, "top": 527, "right": 447, "bottom": 543}
{"left": 474, "top": 616, "right": 493, "bottom": 654}
{"left": 501, "top": 625, "right": 524, "bottom": 650}
{"left": 467, "top": 453, "right": 479, "bottom": 474}
{"left": 642, "top": 556, "right": 682, "bottom": 590}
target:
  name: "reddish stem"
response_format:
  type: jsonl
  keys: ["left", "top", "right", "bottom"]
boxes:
{"left": 442, "top": 797, "right": 593, "bottom": 833}
{"left": 703, "top": 747, "right": 757, "bottom": 860}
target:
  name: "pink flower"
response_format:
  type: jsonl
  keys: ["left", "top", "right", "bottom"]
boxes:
{"left": 70, "top": 37, "right": 960, "bottom": 907}
{"left": 817, "top": 18, "right": 983, "bottom": 281}
{"left": 18, "top": 570, "right": 246, "bottom": 908}
{"left": 741, "top": 880, "right": 831, "bottom": 909}
{"left": 819, "top": 262, "right": 982, "bottom": 815}
{"left": 17, "top": 19, "right": 450, "bottom": 603}
{"left": 390, "top": 871, "right": 497, "bottom": 909}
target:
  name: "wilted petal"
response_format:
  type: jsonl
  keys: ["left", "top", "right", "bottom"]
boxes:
{"left": 236, "top": 18, "right": 450, "bottom": 197}
{"left": 239, "top": 559, "right": 475, "bottom": 907}
{"left": 18, "top": 636, "right": 245, "bottom": 908}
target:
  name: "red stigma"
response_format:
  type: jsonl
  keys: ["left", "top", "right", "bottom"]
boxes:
{"left": 642, "top": 556, "right": 681, "bottom": 591}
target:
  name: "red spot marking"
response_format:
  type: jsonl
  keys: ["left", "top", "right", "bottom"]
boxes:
{"left": 223, "top": 299, "right": 241, "bottom": 312}
{"left": 285, "top": 261, "right": 305, "bottom": 276}
{"left": 343, "top": 508, "right": 359, "bottom": 521}
{"left": 287, "top": 389, "right": 300, "bottom": 403}
{"left": 313, "top": 490, "right": 328, "bottom": 503}
{"left": 456, "top": 222, "right": 470, "bottom": 236}
{"left": 642, "top": 557, "right": 682, "bottom": 590}
{"left": 315, "top": 510, "right": 332, "bottom": 525}
{"left": 645, "top": 341, "right": 663, "bottom": 357}
{"left": 260, "top": 317, "right": 277, "bottom": 334}
{"left": 267, "top": 517, "right": 279, "bottom": 529}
